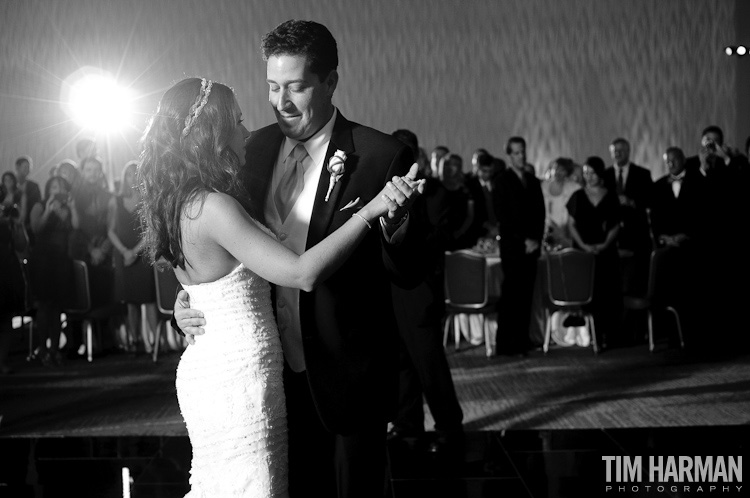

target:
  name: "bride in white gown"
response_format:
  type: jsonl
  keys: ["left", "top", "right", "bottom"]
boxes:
{"left": 136, "top": 78, "right": 422, "bottom": 497}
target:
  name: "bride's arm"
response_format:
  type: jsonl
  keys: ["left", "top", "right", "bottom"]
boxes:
{"left": 202, "top": 192, "right": 385, "bottom": 292}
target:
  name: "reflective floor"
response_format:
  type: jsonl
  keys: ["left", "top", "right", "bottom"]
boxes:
{"left": 0, "top": 426, "right": 746, "bottom": 497}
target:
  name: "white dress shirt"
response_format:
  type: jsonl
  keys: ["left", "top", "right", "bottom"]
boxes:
{"left": 264, "top": 109, "right": 338, "bottom": 372}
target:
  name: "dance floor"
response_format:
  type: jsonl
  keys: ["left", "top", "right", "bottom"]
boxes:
{"left": 1, "top": 333, "right": 748, "bottom": 497}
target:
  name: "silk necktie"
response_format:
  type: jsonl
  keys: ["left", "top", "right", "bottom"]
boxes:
{"left": 617, "top": 167, "right": 624, "bottom": 195}
{"left": 274, "top": 144, "right": 308, "bottom": 223}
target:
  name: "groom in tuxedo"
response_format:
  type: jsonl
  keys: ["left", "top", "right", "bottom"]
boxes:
{"left": 176, "top": 20, "right": 424, "bottom": 498}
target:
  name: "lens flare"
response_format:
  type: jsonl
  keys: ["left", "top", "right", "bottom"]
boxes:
{"left": 61, "top": 67, "right": 135, "bottom": 133}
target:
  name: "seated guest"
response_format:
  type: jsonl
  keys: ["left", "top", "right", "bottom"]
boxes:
{"left": 605, "top": 138, "right": 652, "bottom": 296}
{"left": 497, "top": 136, "right": 545, "bottom": 355}
{"left": 14, "top": 156, "right": 42, "bottom": 244}
{"left": 541, "top": 157, "right": 581, "bottom": 250}
{"left": 465, "top": 152, "right": 499, "bottom": 248}
{"left": 107, "top": 161, "right": 157, "bottom": 354}
{"left": 567, "top": 156, "right": 622, "bottom": 348}
{"left": 439, "top": 153, "right": 474, "bottom": 249}
{"left": 29, "top": 176, "right": 78, "bottom": 366}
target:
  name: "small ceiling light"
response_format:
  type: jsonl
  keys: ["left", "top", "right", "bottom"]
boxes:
{"left": 737, "top": 45, "right": 747, "bottom": 56}
{"left": 725, "top": 46, "right": 734, "bottom": 56}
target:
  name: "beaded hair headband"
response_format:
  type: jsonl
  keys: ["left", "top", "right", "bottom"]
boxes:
{"left": 181, "top": 78, "right": 213, "bottom": 138}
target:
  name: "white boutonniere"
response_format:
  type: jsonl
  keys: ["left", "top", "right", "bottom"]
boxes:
{"left": 325, "top": 149, "right": 347, "bottom": 202}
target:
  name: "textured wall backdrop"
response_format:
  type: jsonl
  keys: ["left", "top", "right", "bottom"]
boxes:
{"left": 0, "top": 0, "right": 740, "bottom": 185}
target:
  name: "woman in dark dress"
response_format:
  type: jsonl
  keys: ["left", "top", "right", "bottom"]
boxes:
{"left": 439, "top": 154, "right": 474, "bottom": 250}
{"left": 29, "top": 176, "right": 78, "bottom": 366}
{"left": 107, "top": 161, "right": 157, "bottom": 353}
{"left": 566, "top": 156, "right": 622, "bottom": 348}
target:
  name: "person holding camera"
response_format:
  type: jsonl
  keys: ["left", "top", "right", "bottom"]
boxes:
{"left": 29, "top": 176, "right": 79, "bottom": 366}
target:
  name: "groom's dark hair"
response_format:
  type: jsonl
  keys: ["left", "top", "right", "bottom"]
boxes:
{"left": 261, "top": 20, "right": 338, "bottom": 81}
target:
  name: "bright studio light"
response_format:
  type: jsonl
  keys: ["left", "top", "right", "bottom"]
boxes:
{"left": 737, "top": 45, "right": 747, "bottom": 56}
{"left": 725, "top": 46, "right": 734, "bottom": 56}
{"left": 61, "top": 67, "right": 135, "bottom": 133}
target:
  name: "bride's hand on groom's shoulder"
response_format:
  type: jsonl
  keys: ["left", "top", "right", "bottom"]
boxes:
{"left": 174, "top": 290, "right": 206, "bottom": 345}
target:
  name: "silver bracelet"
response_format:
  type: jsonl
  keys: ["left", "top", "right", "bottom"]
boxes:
{"left": 352, "top": 212, "right": 372, "bottom": 229}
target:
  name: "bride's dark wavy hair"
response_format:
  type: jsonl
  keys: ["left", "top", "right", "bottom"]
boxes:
{"left": 136, "top": 77, "right": 253, "bottom": 270}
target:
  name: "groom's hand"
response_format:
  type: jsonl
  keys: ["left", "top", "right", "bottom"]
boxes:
{"left": 174, "top": 290, "right": 206, "bottom": 345}
{"left": 381, "top": 163, "right": 424, "bottom": 225}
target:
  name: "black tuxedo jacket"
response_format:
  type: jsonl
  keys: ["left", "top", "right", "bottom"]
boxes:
{"left": 242, "top": 112, "right": 424, "bottom": 434}
{"left": 604, "top": 163, "right": 653, "bottom": 252}
{"left": 649, "top": 169, "right": 706, "bottom": 243}
{"left": 497, "top": 168, "right": 545, "bottom": 258}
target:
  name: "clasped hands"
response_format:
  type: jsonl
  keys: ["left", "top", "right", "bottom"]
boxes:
{"left": 175, "top": 162, "right": 425, "bottom": 344}
{"left": 380, "top": 163, "right": 425, "bottom": 226}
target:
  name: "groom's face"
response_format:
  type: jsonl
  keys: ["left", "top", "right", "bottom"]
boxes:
{"left": 267, "top": 54, "right": 337, "bottom": 141}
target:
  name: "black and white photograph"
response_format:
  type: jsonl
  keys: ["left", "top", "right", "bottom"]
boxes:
{"left": 0, "top": 1, "right": 747, "bottom": 497}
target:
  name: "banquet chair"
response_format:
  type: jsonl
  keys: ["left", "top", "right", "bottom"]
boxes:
{"left": 152, "top": 265, "right": 183, "bottom": 362}
{"left": 623, "top": 247, "right": 685, "bottom": 353}
{"left": 443, "top": 250, "right": 499, "bottom": 357}
{"left": 64, "top": 259, "right": 125, "bottom": 362}
{"left": 19, "top": 256, "right": 38, "bottom": 361}
{"left": 544, "top": 248, "right": 598, "bottom": 355}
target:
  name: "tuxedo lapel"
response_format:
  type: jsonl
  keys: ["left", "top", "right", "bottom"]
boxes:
{"left": 306, "top": 112, "right": 355, "bottom": 249}
{"left": 245, "top": 127, "right": 285, "bottom": 224}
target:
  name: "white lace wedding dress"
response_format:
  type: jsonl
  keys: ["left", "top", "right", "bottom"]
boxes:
{"left": 176, "top": 262, "right": 288, "bottom": 497}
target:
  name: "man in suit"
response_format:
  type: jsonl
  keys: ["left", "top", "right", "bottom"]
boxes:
{"left": 175, "top": 20, "right": 424, "bottom": 498}
{"left": 497, "top": 136, "right": 545, "bottom": 355}
{"left": 649, "top": 147, "right": 706, "bottom": 345}
{"left": 387, "top": 129, "right": 463, "bottom": 453}
{"left": 465, "top": 152, "right": 500, "bottom": 247}
{"left": 605, "top": 138, "right": 653, "bottom": 300}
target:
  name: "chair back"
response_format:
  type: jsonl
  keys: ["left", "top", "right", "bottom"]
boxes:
{"left": 444, "top": 250, "right": 489, "bottom": 308}
{"left": 154, "top": 265, "right": 181, "bottom": 315}
{"left": 546, "top": 248, "right": 595, "bottom": 306}
{"left": 66, "top": 259, "right": 91, "bottom": 314}
{"left": 647, "top": 246, "right": 677, "bottom": 304}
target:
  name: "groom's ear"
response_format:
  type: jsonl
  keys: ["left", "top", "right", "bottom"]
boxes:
{"left": 324, "top": 70, "right": 338, "bottom": 97}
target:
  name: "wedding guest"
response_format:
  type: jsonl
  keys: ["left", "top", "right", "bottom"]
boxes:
{"left": 1, "top": 172, "right": 23, "bottom": 222}
{"left": 470, "top": 148, "right": 490, "bottom": 177}
{"left": 430, "top": 145, "right": 449, "bottom": 179}
{"left": 29, "top": 176, "right": 78, "bottom": 366}
{"left": 649, "top": 147, "right": 705, "bottom": 345}
{"left": 541, "top": 158, "right": 581, "bottom": 250}
{"left": 417, "top": 146, "right": 431, "bottom": 178}
{"left": 0, "top": 195, "right": 26, "bottom": 374}
{"left": 15, "top": 156, "right": 42, "bottom": 242}
{"left": 567, "top": 156, "right": 622, "bottom": 348}
{"left": 75, "top": 138, "right": 97, "bottom": 163}
{"left": 686, "top": 126, "right": 746, "bottom": 348}
{"left": 465, "top": 152, "right": 499, "bottom": 247}
{"left": 388, "top": 130, "right": 463, "bottom": 453}
{"left": 439, "top": 153, "right": 474, "bottom": 249}
{"left": 73, "top": 156, "right": 113, "bottom": 289}
{"left": 107, "top": 161, "right": 157, "bottom": 353}
{"left": 605, "top": 138, "right": 652, "bottom": 297}
{"left": 497, "top": 136, "right": 545, "bottom": 355}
